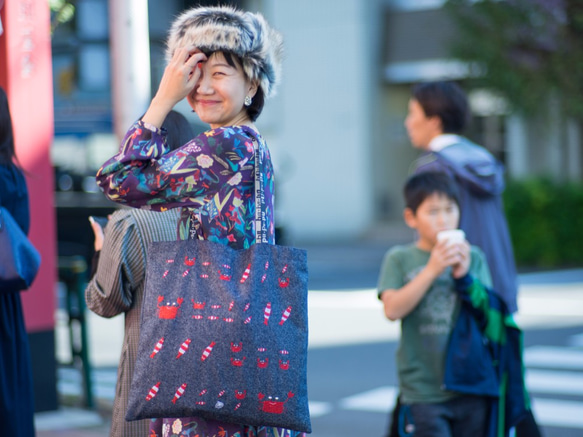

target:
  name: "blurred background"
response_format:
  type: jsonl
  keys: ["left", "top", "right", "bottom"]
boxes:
{"left": 1, "top": 0, "right": 582, "bottom": 435}
{"left": 48, "top": 0, "right": 583, "bottom": 267}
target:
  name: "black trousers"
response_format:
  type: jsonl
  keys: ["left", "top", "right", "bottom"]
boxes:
{"left": 386, "top": 395, "right": 543, "bottom": 437}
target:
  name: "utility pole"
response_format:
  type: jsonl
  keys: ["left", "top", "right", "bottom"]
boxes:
{"left": 108, "top": 0, "right": 151, "bottom": 140}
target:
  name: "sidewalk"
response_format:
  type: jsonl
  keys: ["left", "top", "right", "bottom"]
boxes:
{"left": 36, "top": 240, "right": 583, "bottom": 436}
{"left": 36, "top": 408, "right": 110, "bottom": 436}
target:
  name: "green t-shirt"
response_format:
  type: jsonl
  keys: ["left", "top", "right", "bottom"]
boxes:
{"left": 377, "top": 243, "right": 492, "bottom": 404}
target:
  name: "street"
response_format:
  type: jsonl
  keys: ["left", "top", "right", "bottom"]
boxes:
{"left": 37, "top": 242, "right": 583, "bottom": 436}
{"left": 306, "top": 296, "right": 583, "bottom": 437}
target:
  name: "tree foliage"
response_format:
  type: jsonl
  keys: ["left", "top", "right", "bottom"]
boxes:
{"left": 504, "top": 177, "right": 583, "bottom": 267}
{"left": 445, "top": 0, "right": 583, "bottom": 119}
{"left": 49, "top": 0, "right": 75, "bottom": 34}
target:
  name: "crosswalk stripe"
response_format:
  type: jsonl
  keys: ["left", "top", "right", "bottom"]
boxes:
{"left": 531, "top": 398, "right": 583, "bottom": 428}
{"left": 35, "top": 408, "right": 103, "bottom": 431}
{"left": 339, "top": 386, "right": 397, "bottom": 413}
{"left": 309, "top": 401, "right": 333, "bottom": 418}
{"left": 332, "top": 385, "right": 583, "bottom": 430}
{"left": 569, "top": 333, "right": 583, "bottom": 348}
{"left": 524, "top": 346, "right": 583, "bottom": 370}
{"left": 526, "top": 369, "right": 583, "bottom": 396}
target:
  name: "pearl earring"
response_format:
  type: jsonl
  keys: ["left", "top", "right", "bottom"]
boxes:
{"left": 244, "top": 96, "right": 252, "bottom": 107}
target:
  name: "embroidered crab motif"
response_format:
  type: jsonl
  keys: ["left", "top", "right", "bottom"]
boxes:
{"left": 157, "top": 296, "right": 184, "bottom": 319}
{"left": 258, "top": 392, "right": 294, "bottom": 414}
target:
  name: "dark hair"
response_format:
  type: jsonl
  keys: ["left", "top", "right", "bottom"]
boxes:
{"left": 246, "top": 86, "right": 264, "bottom": 122}
{"left": 411, "top": 81, "right": 470, "bottom": 134}
{"left": 0, "top": 87, "right": 17, "bottom": 166}
{"left": 404, "top": 171, "right": 460, "bottom": 213}
{"left": 204, "top": 50, "right": 265, "bottom": 122}
{"left": 162, "top": 110, "right": 196, "bottom": 151}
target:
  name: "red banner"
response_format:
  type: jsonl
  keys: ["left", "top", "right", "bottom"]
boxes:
{"left": 0, "top": 0, "right": 56, "bottom": 332}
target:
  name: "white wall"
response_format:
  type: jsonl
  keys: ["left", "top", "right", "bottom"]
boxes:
{"left": 262, "top": 0, "right": 375, "bottom": 241}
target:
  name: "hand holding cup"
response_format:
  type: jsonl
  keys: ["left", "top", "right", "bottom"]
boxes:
{"left": 436, "top": 229, "right": 470, "bottom": 278}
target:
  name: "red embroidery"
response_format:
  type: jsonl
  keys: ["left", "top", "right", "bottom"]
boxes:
{"left": 258, "top": 392, "right": 294, "bottom": 414}
{"left": 157, "top": 296, "right": 184, "bottom": 319}
{"left": 172, "top": 383, "right": 187, "bottom": 404}
{"left": 145, "top": 382, "right": 161, "bottom": 401}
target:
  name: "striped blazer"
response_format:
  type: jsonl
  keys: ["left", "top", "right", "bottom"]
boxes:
{"left": 85, "top": 208, "right": 179, "bottom": 437}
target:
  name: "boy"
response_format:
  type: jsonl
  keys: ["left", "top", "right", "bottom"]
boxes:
{"left": 378, "top": 172, "right": 528, "bottom": 437}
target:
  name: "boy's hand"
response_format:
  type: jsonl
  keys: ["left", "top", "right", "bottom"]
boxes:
{"left": 451, "top": 240, "right": 471, "bottom": 278}
{"left": 426, "top": 239, "right": 470, "bottom": 278}
{"left": 426, "top": 239, "right": 455, "bottom": 277}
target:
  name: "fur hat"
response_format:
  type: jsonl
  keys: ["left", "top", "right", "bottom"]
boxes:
{"left": 166, "top": 6, "right": 283, "bottom": 98}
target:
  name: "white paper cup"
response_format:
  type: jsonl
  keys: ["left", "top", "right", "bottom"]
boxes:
{"left": 436, "top": 229, "right": 465, "bottom": 245}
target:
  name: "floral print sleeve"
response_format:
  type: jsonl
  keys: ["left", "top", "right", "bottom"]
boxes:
{"left": 96, "top": 121, "right": 275, "bottom": 249}
{"left": 96, "top": 121, "right": 255, "bottom": 211}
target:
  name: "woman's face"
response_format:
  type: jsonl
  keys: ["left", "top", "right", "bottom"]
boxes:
{"left": 187, "top": 52, "right": 257, "bottom": 129}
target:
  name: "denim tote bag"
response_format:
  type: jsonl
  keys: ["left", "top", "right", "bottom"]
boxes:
{"left": 125, "top": 141, "right": 311, "bottom": 433}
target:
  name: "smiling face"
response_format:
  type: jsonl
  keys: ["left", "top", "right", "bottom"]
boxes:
{"left": 404, "top": 192, "right": 460, "bottom": 251}
{"left": 404, "top": 98, "right": 443, "bottom": 150}
{"left": 187, "top": 52, "right": 257, "bottom": 129}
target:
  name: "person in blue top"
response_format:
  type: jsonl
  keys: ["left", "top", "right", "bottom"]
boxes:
{"left": 0, "top": 87, "right": 36, "bottom": 436}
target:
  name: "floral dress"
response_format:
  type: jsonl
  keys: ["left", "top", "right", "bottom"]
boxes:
{"left": 96, "top": 121, "right": 306, "bottom": 437}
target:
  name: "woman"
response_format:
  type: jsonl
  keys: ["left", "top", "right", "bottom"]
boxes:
{"left": 96, "top": 6, "right": 303, "bottom": 437}
{"left": 0, "top": 87, "right": 36, "bottom": 436}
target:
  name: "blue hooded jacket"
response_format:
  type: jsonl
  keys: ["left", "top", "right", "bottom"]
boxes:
{"left": 413, "top": 138, "right": 519, "bottom": 312}
{"left": 445, "top": 274, "right": 529, "bottom": 437}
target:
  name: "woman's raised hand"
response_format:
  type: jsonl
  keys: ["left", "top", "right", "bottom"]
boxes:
{"left": 158, "top": 47, "right": 207, "bottom": 106}
{"left": 143, "top": 47, "right": 207, "bottom": 128}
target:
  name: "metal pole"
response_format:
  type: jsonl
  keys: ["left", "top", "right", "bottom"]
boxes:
{"left": 108, "top": 0, "right": 151, "bottom": 141}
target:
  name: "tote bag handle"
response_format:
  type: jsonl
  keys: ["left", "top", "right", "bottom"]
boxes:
{"left": 252, "top": 137, "right": 268, "bottom": 244}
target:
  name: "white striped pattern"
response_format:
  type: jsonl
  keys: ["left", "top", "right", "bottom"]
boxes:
{"left": 526, "top": 369, "right": 583, "bottom": 396}
{"left": 524, "top": 346, "right": 583, "bottom": 370}
{"left": 531, "top": 398, "right": 583, "bottom": 428}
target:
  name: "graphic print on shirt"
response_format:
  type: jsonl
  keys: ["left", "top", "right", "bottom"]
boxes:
{"left": 405, "top": 267, "right": 457, "bottom": 336}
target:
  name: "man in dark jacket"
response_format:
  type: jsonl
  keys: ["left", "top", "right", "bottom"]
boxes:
{"left": 393, "top": 80, "right": 541, "bottom": 437}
